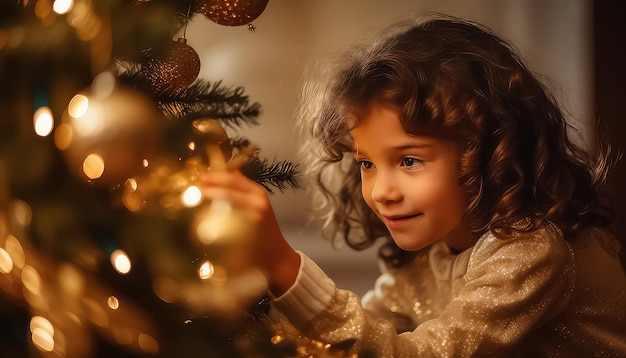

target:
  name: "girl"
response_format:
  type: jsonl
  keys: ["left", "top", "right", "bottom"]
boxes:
{"left": 201, "top": 15, "right": 626, "bottom": 356}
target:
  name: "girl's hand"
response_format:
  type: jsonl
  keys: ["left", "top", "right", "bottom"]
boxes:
{"left": 200, "top": 170, "right": 300, "bottom": 297}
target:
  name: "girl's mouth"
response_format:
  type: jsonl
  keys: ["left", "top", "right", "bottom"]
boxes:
{"left": 383, "top": 213, "right": 422, "bottom": 228}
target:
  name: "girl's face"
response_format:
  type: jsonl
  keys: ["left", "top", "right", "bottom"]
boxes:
{"left": 350, "top": 104, "right": 473, "bottom": 251}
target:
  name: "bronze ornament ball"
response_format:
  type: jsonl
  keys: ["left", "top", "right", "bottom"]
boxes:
{"left": 57, "top": 83, "right": 162, "bottom": 187}
{"left": 142, "top": 37, "right": 201, "bottom": 94}
{"left": 195, "top": 0, "right": 269, "bottom": 27}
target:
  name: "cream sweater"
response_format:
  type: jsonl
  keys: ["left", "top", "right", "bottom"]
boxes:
{"left": 272, "top": 222, "right": 626, "bottom": 357}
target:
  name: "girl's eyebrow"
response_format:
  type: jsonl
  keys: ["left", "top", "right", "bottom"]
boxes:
{"left": 351, "top": 143, "right": 434, "bottom": 154}
{"left": 393, "top": 143, "right": 434, "bottom": 150}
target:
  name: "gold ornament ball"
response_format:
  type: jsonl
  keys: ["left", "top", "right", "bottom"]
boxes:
{"left": 142, "top": 37, "right": 201, "bottom": 94}
{"left": 196, "top": 0, "right": 269, "bottom": 26}
{"left": 56, "top": 84, "right": 162, "bottom": 187}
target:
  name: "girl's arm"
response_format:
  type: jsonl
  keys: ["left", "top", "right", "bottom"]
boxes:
{"left": 274, "top": 223, "right": 576, "bottom": 356}
{"left": 200, "top": 170, "right": 300, "bottom": 296}
{"left": 201, "top": 171, "right": 576, "bottom": 355}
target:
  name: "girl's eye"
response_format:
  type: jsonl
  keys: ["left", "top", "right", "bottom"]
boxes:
{"left": 401, "top": 157, "right": 422, "bottom": 168}
{"left": 358, "top": 160, "right": 374, "bottom": 170}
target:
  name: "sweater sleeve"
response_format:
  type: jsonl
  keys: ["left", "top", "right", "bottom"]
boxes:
{"left": 273, "top": 223, "right": 576, "bottom": 357}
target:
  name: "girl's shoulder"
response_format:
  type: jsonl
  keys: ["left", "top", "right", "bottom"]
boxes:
{"left": 468, "top": 219, "right": 574, "bottom": 277}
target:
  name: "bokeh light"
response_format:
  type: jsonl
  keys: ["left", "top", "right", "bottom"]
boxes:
{"left": 197, "top": 261, "right": 214, "bottom": 280}
{"left": 33, "top": 106, "right": 54, "bottom": 137}
{"left": 110, "top": 249, "right": 131, "bottom": 274}
{"left": 67, "top": 94, "right": 89, "bottom": 119}
{"left": 0, "top": 248, "right": 13, "bottom": 274}
{"left": 107, "top": 295, "right": 119, "bottom": 310}
{"left": 182, "top": 185, "right": 202, "bottom": 207}
{"left": 138, "top": 333, "right": 159, "bottom": 354}
{"left": 52, "top": 0, "right": 73, "bottom": 15}
{"left": 82, "top": 153, "right": 105, "bottom": 179}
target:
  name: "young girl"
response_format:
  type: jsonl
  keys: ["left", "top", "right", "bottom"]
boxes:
{"left": 201, "top": 15, "right": 626, "bottom": 356}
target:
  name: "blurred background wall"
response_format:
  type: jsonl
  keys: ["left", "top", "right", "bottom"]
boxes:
{"left": 182, "top": 0, "right": 595, "bottom": 296}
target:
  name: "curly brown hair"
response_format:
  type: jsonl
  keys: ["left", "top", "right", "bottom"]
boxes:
{"left": 297, "top": 14, "right": 615, "bottom": 267}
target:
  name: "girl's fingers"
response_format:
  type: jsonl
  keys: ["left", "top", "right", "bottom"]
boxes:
{"left": 200, "top": 170, "right": 260, "bottom": 193}
{"left": 201, "top": 186, "right": 262, "bottom": 209}
{"left": 200, "top": 171, "right": 272, "bottom": 221}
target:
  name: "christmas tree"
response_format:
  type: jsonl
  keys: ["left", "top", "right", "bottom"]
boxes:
{"left": 0, "top": 1, "right": 342, "bottom": 357}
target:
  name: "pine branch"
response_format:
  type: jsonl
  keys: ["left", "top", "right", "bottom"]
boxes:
{"left": 161, "top": 80, "right": 261, "bottom": 128}
{"left": 115, "top": 61, "right": 261, "bottom": 128}
{"left": 241, "top": 157, "right": 300, "bottom": 194}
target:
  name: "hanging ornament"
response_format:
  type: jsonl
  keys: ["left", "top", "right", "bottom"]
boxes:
{"left": 195, "top": 0, "right": 269, "bottom": 27}
{"left": 120, "top": 118, "right": 259, "bottom": 213}
{"left": 141, "top": 37, "right": 201, "bottom": 94}
{"left": 55, "top": 72, "right": 162, "bottom": 187}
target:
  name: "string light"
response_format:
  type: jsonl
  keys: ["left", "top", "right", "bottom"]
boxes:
{"left": 197, "top": 260, "right": 214, "bottom": 279}
{"left": 110, "top": 250, "right": 132, "bottom": 275}
{"left": 182, "top": 185, "right": 203, "bottom": 207}
{"left": 33, "top": 106, "right": 54, "bottom": 137}
{"left": 52, "top": 0, "right": 73, "bottom": 15}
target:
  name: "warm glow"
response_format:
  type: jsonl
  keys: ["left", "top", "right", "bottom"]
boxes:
{"left": 58, "top": 264, "right": 84, "bottom": 297}
{"left": 21, "top": 265, "right": 42, "bottom": 295}
{"left": 32, "top": 327, "right": 55, "bottom": 352}
{"left": 5, "top": 235, "right": 25, "bottom": 269}
{"left": 195, "top": 200, "right": 232, "bottom": 244}
{"left": 34, "top": 0, "right": 52, "bottom": 20}
{"left": 111, "top": 249, "right": 132, "bottom": 274}
{"left": 74, "top": 13, "right": 102, "bottom": 42}
{"left": 52, "top": 0, "right": 73, "bottom": 14}
{"left": 68, "top": 93, "right": 104, "bottom": 137}
{"left": 107, "top": 295, "right": 119, "bottom": 310}
{"left": 33, "top": 106, "right": 54, "bottom": 137}
{"left": 68, "top": 94, "right": 89, "bottom": 118}
{"left": 92, "top": 71, "right": 116, "bottom": 98}
{"left": 30, "top": 316, "right": 54, "bottom": 335}
{"left": 209, "top": 265, "right": 228, "bottom": 286}
{"left": 182, "top": 185, "right": 202, "bottom": 207}
{"left": 0, "top": 248, "right": 13, "bottom": 273}
{"left": 188, "top": 141, "right": 196, "bottom": 151}
{"left": 54, "top": 122, "right": 73, "bottom": 150}
{"left": 30, "top": 316, "right": 56, "bottom": 352}
{"left": 11, "top": 200, "right": 32, "bottom": 226}
{"left": 123, "top": 191, "right": 145, "bottom": 212}
{"left": 142, "top": 159, "right": 149, "bottom": 167}
{"left": 153, "top": 276, "right": 180, "bottom": 303}
{"left": 126, "top": 178, "right": 138, "bottom": 191}
{"left": 138, "top": 333, "right": 159, "bottom": 354}
{"left": 113, "top": 326, "right": 133, "bottom": 345}
{"left": 82, "top": 298, "right": 109, "bottom": 327}
{"left": 197, "top": 260, "right": 214, "bottom": 280}
{"left": 83, "top": 153, "right": 105, "bottom": 179}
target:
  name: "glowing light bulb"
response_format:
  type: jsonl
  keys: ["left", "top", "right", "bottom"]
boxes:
{"left": 52, "top": 0, "right": 73, "bottom": 14}
{"left": 197, "top": 261, "right": 214, "bottom": 280}
{"left": 0, "top": 248, "right": 13, "bottom": 273}
{"left": 68, "top": 94, "right": 89, "bottom": 118}
{"left": 82, "top": 153, "right": 105, "bottom": 179}
{"left": 111, "top": 249, "right": 132, "bottom": 274}
{"left": 30, "top": 316, "right": 55, "bottom": 352}
{"left": 182, "top": 185, "right": 202, "bottom": 207}
{"left": 33, "top": 106, "right": 54, "bottom": 137}
{"left": 107, "top": 296, "right": 119, "bottom": 310}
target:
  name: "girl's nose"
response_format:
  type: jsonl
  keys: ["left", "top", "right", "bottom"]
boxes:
{"left": 371, "top": 172, "right": 402, "bottom": 203}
